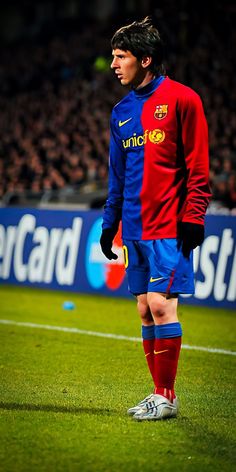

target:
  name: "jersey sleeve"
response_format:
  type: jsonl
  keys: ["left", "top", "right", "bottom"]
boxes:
{"left": 178, "top": 91, "right": 212, "bottom": 225}
{"left": 102, "top": 109, "right": 126, "bottom": 230}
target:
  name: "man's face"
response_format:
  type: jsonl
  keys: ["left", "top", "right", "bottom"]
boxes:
{"left": 111, "top": 49, "right": 146, "bottom": 87}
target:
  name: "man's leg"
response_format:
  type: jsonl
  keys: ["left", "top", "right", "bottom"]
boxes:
{"left": 122, "top": 240, "right": 156, "bottom": 416}
{"left": 127, "top": 294, "right": 156, "bottom": 416}
{"left": 136, "top": 294, "right": 155, "bottom": 383}
{"left": 133, "top": 292, "right": 181, "bottom": 420}
{"left": 147, "top": 292, "right": 182, "bottom": 403}
{"left": 131, "top": 239, "right": 192, "bottom": 420}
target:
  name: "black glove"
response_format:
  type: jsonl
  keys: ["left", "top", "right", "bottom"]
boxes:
{"left": 100, "top": 228, "right": 118, "bottom": 260}
{"left": 178, "top": 222, "right": 204, "bottom": 258}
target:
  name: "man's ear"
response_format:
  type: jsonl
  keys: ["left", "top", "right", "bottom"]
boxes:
{"left": 141, "top": 56, "right": 152, "bottom": 69}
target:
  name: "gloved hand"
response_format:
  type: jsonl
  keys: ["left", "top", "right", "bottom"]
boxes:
{"left": 100, "top": 228, "right": 118, "bottom": 260}
{"left": 178, "top": 222, "right": 205, "bottom": 258}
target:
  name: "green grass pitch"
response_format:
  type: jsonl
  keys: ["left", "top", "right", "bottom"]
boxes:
{"left": 0, "top": 285, "right": 235, "bottom": 472}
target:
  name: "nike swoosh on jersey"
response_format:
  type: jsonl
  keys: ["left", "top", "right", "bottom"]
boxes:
{"left": 150, "top": 276, "right": 164, "bottom": 282}
{"left": 154, "top": 349, "right": 169, "bottom": 355}
{"left": 118, "top": 117, "right": 132, "bottom": 127}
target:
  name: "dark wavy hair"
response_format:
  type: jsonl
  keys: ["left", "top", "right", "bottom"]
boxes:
{"left": 111, "top": 16, "right": 166, "bottom": 76}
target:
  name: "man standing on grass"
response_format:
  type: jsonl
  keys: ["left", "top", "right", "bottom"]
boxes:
{"left": 100, "top": 17, "right": 211, "bottom": 420}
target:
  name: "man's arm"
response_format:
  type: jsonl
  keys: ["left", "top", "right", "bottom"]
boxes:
{"left": 178, "top": 90, "right": 212, "bottom": 256}
{"left": 100, "top": 110, "right": 126, "bottom": 260}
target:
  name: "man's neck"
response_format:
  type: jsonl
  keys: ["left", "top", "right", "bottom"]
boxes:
{"left": 135, "top": 71, "right": 156, "bottom": 89}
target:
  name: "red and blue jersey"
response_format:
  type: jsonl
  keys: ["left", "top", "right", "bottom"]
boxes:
{"left": 102, "top": 76, "right": 211, "bottom": 240}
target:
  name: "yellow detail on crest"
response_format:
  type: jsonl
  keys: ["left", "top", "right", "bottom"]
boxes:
{"left": 154, "top": 104, "right": 168, "bottom": 120}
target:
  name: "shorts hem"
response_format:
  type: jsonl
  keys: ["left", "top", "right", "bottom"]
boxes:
{"left": 147, "top": 288, "right": 195, "bottom": 295}
{"left": 129, "top": 287, "right": 195, "bottom": 296}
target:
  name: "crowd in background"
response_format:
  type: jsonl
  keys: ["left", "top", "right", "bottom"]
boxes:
{"left": 0, "top": 13, "right": 235, "bottom": 211}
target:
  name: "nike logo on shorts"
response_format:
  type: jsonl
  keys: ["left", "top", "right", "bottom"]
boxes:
{"left": 150, "top": 276, "right": 164, "bottom": 283}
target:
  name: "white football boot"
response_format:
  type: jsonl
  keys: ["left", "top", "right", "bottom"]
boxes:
{"left": 127, "top": 394, "right": 155, "bottom": 416}
{"left": 133, "top": 394, "right": 179, "bottom": 421}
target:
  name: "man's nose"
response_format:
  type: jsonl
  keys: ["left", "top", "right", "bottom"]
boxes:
{"left": 111, "top": 58, "right": 118, "bottom": 69}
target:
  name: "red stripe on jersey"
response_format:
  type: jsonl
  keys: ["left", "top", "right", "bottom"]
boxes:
{"left": 140, "top": 78, "right": 211, "bottom": 240}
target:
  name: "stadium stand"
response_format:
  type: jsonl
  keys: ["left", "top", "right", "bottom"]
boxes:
{"left": 0, "top": 8, "right": 235, "bottom": 211}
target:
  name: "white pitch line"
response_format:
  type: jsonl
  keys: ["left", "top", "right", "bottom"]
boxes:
{"left": 0, "top": 319, "right": 235, "bottom": 357}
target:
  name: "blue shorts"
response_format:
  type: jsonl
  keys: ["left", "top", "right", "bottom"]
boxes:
{"left": 122, "top": 239, "right": 194, "bottom": 296}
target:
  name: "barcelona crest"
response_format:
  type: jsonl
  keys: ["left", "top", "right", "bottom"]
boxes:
{"left": 154, "top": 104, "right": 168, "bottom": 120}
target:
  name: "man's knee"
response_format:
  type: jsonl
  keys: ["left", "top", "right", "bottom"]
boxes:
{"left": 148, "top": 296, "right": 166, "bottom": 318}
{"left": 137, "top": 294, "right": 153, "bottom": 324}
{"left": 147, "top": 293, "right": 178, "bottom": 323}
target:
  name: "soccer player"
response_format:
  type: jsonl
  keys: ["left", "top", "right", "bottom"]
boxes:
{"left": 100, "top": 17, "right": 211, "bottom": 421}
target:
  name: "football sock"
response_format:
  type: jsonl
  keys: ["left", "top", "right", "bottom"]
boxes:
{"left": 153, "top": 322, "right": 182, "bottom": 403}
{"left": 142, "top": 324, "right": 155, "bottom": 383}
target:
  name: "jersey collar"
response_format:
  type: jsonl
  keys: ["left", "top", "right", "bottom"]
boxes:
{"left": 133, "top": 75, "right": 166, "bottom": 98}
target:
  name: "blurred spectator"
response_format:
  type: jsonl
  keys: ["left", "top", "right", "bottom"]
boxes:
{"left": 0, "top": 12, "right": 235, "bottom": 211}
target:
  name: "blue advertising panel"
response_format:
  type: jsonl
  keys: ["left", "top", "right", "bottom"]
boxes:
{"left": 0, "top": 208, "right": 235, "bottom": 309}
{"left": 0, "top": 208, "right": 127, "bottom": 296}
